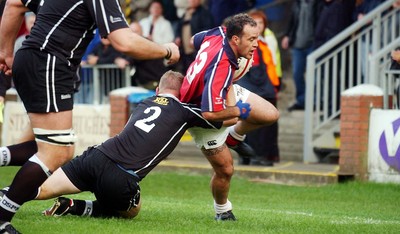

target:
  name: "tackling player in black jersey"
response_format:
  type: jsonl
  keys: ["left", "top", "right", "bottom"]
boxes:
{"left": 33, "top": 71, "right": 223, "bottom": 220}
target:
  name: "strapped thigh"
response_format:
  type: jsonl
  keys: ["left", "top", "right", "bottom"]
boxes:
{"left": 33, "top": 128, "right": 77, "bottom": 146}
{"left": 232, "top": 84, "right": 250, "bottom": 102}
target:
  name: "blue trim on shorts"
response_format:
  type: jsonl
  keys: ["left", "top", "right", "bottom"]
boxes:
{"left": 116, "top": 164, "right": 140, "bottom": 180}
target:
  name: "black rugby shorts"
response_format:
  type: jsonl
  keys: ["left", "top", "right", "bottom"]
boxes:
{"left": 13, "top": 49, "right": 75, "bottom": 113}
{"left": 61, "top": 147, "right": 141, "bottom": 211}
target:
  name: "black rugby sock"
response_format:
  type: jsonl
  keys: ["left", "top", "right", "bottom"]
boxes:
{"left": 70, "top": 200, "right": 117, "bottom": 218}
{"left": 8, "top": 141, "right": 38, "bottom": 166}
{"left": 0, "top": 161, "right": 48, "bottom": 221}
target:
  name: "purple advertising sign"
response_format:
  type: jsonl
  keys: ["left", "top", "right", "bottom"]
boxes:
{"left": 379, "top": 117, "right": 400, "bottom": 172}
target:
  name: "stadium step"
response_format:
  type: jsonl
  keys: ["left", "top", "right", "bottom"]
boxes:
{"left": 161, "top": 141, "right": 339, "bottom": 186}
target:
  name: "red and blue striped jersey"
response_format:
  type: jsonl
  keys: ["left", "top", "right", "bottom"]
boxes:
{"left": 180, "top": 26, "right": 239, "bottom": 112}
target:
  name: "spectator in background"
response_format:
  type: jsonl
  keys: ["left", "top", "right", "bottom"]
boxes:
{"left": 207, "top": 0, "right": 253, "bottom": 26}
{"left": 136, "top": 1, "right": 173, "bottom": 89}
{"left": 87, "top": 38, "right": 129, "bottom": 69}
{"left": 140, "top": 1, "right": 175, "bottom": 44}
{"left": 236, "top": 10, "right": 280, "bottom": 166}
{"left": 313, "top": 0, "right": 355, "bottom": 113}
{"left": 354, "top": 0, "right": 385, "bottom": 82}
{"left": 81, "top": 30, "right": 101, "bottom": 65}
{"left": 281, "top": 0, "right": 321, "bottom": 112}
{"left": 264, "top": 17, "right": 282, "bottom": 84}
{"left": 87, "top": 38, "right": 131, "bottom": 102}
{"left": 394, "top": 0, "right": 400, "bottom": 8}
{"left": 129, "top": 0, "right": 153, "bottom": 22}
{"left": 128, "top": 21, "right": 168, "bottom": 90}
{"left": 174, "top": 0, "right": 188, "bottom": 19}
{"left": 390, "top": 48, "right": 400, "bottom": 108}
{"left": 254, "top": 0, "right": 286, "bottom": 27}
{"left": 161, "top": 0, "right": 180, "bottom": 35}
{"left": 353, "top": 0, "right": 385, "bottom": 21}
{"left": 390, "top": 0, "right": 400, "bottom": 108}
{"left": 313, "top": 0, "right": 355, "bottom": 50}
{"left": 75, "top": 30, "right": 101, "bottom": 104}
{"left": 175, "top": 0, "right": 215, "bottom": 73}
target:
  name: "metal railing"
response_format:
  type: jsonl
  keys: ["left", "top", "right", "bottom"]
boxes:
{"left": 74, "top": 64, "right": 131, "bottom": 104}
{"left": 377, "top": 37, "right": 400, "bottom": 109}
{"left": 304, "top": 0, "right": 400, "bottom": 162}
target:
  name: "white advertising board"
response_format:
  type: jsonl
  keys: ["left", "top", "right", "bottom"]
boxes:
{"left": 2, "top": 102, "right": 110, "bottom": 156}
{"left": 368, "top": 109, "right": 400, "bottom": 183}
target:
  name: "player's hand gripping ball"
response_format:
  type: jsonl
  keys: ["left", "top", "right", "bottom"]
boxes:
{"left": 233, "top": 56, "right": 253, "bottom": 82}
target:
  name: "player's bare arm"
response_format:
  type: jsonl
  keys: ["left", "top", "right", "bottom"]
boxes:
{"left": 107, "top": 28, "right": 180, "bottom": 65}
{"left": 202, "top": 98, "right": 251, "bottom": 122}
{"left": 202, "top": 106, "right": 241, "bottom": 122}
{"left": 0, "top": 0, "right": 28, "bottom": 75}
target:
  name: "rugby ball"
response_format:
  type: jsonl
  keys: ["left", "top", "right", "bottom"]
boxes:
{"left": 233, "top": 56, "right": 253, "bottom": 82}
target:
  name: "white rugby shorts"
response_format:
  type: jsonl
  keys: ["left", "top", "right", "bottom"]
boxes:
{"left": 189, "top": 84, "right": 250, "bottom": 150}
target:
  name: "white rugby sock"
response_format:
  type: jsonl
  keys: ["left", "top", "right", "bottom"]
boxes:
{"left": 82, "top": 200, "right": 93, "bottom": 216}
{"left": 214, "top": 200, "right": 233, "bottom": 214}
{"left": 0, "top": 147, "right": 11, "bottom": 166}
{"left": 0, "top": 195, "right": 21, "bottom": 213}
{"left": 228, "top": 126, "right": 246, "bottom": 141}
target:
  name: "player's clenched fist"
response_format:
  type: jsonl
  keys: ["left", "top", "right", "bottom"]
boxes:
{"left": 163, "top": 43, "right": 180, "bottom": 65}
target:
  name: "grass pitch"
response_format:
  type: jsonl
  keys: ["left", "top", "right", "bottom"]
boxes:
{"left": 0, "top": 167, "right": 399, "bottom": 233}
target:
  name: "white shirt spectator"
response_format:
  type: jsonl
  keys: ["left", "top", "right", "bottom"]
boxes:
{"left": 174, "top": 0, "right": 188, "bottom": 18}
{"left": 139, "top": 1, "right": 174, "bottom": 44}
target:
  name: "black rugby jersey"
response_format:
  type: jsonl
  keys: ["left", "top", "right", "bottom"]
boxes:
{"left": 21, "top": 0, "right": 128, "bottom": 66}
{"left": 96, "top": 94, "right": 222, "bottom": 180}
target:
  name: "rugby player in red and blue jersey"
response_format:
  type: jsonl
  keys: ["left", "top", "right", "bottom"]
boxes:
{"left": 180, "top": 13, "right": 280, "bottom": 221}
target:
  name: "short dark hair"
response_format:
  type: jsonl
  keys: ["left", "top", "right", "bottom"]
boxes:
{"left": 225, "top": 13, "right": 257, "bottom": 40}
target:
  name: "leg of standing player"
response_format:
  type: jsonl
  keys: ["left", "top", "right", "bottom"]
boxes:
{"left": 0, "top": 111, "right": 75, "bottom": 223}
{"left": 188, "top": 126, "right": 236, "bottom": 221}
{"left": 226, "top": 85, "right": 279, "bottom": 153}
{"left": 202, "top": 145, "right": 234, "bottom": 217}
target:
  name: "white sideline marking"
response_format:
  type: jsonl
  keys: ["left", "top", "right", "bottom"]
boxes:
{"left": 149, "top": 200, "right": 400, "bottom": 225}
{"left": 246, "top": 208, "right": 400, "bottom": 225}
{"left": 330, "top": 216, "right": 400, "bottom": 225}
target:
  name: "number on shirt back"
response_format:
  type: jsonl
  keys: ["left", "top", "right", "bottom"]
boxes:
{"left": 134, "top": 106, "right": 161, "bottom": 133}
{"left": 186, "top": 41, "right": 210, "bottom": 84}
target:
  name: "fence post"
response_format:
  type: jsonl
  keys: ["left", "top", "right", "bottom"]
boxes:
{"left": 124, "top": 66, "right": 131, "bottom": 87}
{"left": 93, "top": 66, "right": 100, "bottom": 105}
{"left": 303, "top": 54, "right": 318, "bottom": 162}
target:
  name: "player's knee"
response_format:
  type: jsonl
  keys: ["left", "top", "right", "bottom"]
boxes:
{"left": 36, "top": 184, "right": 49, "bottom": 200}
{"left": 269, "top": 107, "right": 280, "bottom": 123}
{"left": 215, "top": 164, "right": 234, "bottom": 179}
{"left": 33, "top": 128, "right": 77, "bottom": 163}
{"left": 255, "top": 104, "right": 280, "bottom": 126}
{"left": 119, "top": 201, "right": 141, "bottom": 219}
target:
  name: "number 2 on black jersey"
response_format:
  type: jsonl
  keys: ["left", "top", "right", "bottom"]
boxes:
{"left": 134, "top": 106, "right": 162, "bottom": 133}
